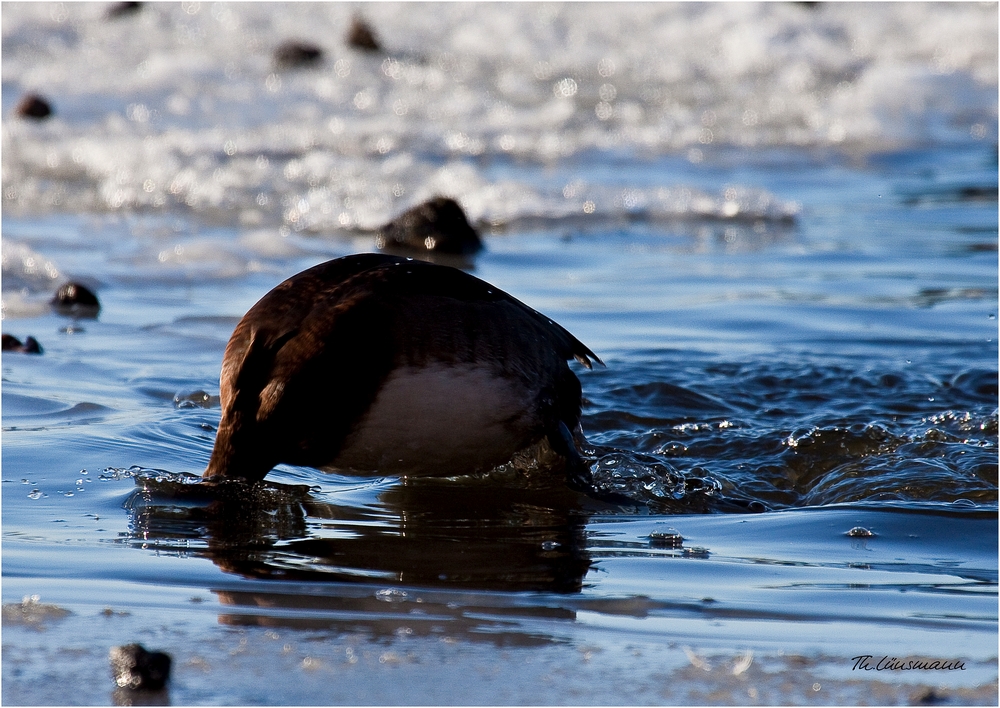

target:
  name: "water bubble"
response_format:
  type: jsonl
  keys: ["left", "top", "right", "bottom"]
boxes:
{"left": 99, "top": 466, "right": 148, "bottom": 482}
{"left": 27, "top": 489, "right": 43, "bottom": 500}
{"left": 846, "top": 526, "right": 875, "bottom": 538}
{"left": 174, "top": 390, "right": 215, "bottom": 409}
{"left": 533, "top": 61, "right": 552, "bottom": 80}
{"left": 375, "top": 588, "right": 408, "bottom": 603}
{"left": 648, "top": 527, "right": 684, "bottom": 548}
{"left": 553, "top": 78, "right": 578, "bottom": 98}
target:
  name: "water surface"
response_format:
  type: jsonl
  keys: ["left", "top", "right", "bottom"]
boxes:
{"left": 2, "top": 3, "right": 997, "bottom": 705}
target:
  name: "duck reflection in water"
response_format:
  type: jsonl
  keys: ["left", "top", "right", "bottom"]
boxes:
{"left": 125, "top": 468, "right": 593, "bottom": 640}
{"left": 127, "top": 468, "right": 592, "bottom": 593}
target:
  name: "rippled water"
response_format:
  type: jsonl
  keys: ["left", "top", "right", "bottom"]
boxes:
{"left": 2, "top": 3, "right": 998, "bottom": 705}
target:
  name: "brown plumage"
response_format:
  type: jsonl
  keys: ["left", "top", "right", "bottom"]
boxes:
{"left": 204, "top": 254, "right": 601, "bottom": 484}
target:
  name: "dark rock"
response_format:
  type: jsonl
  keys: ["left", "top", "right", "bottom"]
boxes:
{"left": 273, "top": 40, "right": 324, "bottom": 69}
{"left": 109, "top": 644, "right": 172, "bottom": 691}
{"left": 15, "top": 94, "right": 52, "bottom": 120}
{"left": 648, "top": 528, "right": 684, "bottom": 549}
{"left": 1, "top": 334, "right": 21, "bottom": 351}
{"left": 347, "top": 15, "right": 381, "bottom": 52}
{"left": 52, "top": 282, "right": 101, "bottom": 317}
{"left": 911, "top": 688, "right": 947, "bottom": 705}
{"left": 2, "top": 334, "right": 43, "bottom": 354}
{"left": 375, "top": 197, "right": 483, "bottom": 256}
{"left": 105, "top": 2, "right": 142, "bottom": 19}
{"left": 23, "top": 336, "right": 43, "bottom": 354}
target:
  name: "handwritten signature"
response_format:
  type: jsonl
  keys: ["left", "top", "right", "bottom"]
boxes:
{"left": 851, "top": 655, "right": 966, "bottom": 671}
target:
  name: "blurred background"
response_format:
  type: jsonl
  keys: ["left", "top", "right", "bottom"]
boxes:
{"left": 2, "top": 2, "right": 995, "bottom": 234}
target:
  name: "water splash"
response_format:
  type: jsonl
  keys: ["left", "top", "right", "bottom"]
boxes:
{"left": 584, "top": 447, "right": 723, "bottom": 512}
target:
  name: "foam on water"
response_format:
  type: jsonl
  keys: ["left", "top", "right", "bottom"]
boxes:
{"left": 3, "top": 2, "right": 995, "bottom": 231}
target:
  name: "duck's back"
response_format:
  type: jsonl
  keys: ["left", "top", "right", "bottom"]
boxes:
{"left": 204, "top": 254, "right": 599, "bottom": 481}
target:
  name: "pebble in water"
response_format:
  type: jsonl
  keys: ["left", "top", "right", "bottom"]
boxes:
{"left": 273, "top": 40, "right": 324, "bottom": 69}
{"left": 346, "top": 15, "right": 381, "bottom": 52}
{"left": 648, "top": 527, "right": 684, "bottom": 548}
{"left": 1, "top": 334, "right": 43, "bottom": 354}
{"left": 682, "top": 546, "right": 711, "bottom": 559}
{"left": 173, "top": 390, "right": 217, "bottom": 409}
{"left": 15, "top": 94, "right": 52, "bottom": 120}
{"left": 51, "top": 282, "right": 101, "bottom": 317}
{"left": 375, "top": 197, "right": 483, "bottom": 256}
{"left": 109, "top": 643, "right": 172, "bottom": 690}
{"left": 104, "top": 2, "right": 142, "bottom": 19}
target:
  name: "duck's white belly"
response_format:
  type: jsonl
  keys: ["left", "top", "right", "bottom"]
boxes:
{"left": 330, "top": 363, "right": 538, "bottom": 475}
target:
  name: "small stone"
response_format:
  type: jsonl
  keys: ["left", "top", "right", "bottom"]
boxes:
{"left": 15, "top": 94, "right": 52, "bottom": 120}
{"left": 375, "top": 197, "right": 483, "bottom": 256}
{"left": 273, "top": 40, "right": 324, "bottom": 69}
{"left": 648, "top": 527, "right": 684, "bottom": 548}
{"left": 346, "top": 15, "right": 381, "bottom": 52}
{"left": 682, "top": 546, "right": 710, "bottom": 559}
{"left": 2, "top": 334, "right": 43, "bottom": 354}
{"left": 52, "top": 282, "right": 101, "bottom": 316}
{"left": 110, "top": 643, "right": 172, "bottom": 691}
{"left": 105, "top": 2, "right": 142, "bottom": 19}
{"left": 911, "top": 688, "right": 947, "bottom": 705}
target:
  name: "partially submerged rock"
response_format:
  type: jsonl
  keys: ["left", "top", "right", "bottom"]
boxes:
{"left": 15, "top": 94, "right": 53, "bottom": 120}
{"left": 273, "top": 40, "right": 324, "bottom": 69}
{"left": 375, "top": 197, "right": 483, "bottom": 255}
{"left": 110, "top": 643, "right": 172, "bottom": 691}
{"left": 347, "top": 15, "right": 381, "bottom": 52}
{"left": 2, "top": 334, "right": 43, "bottom": 354}
{"left": 105, "top": 1, "right": 142, "bottom": 19}
{"left": 52, "top": 282, "right": 101, "bottom": 317}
